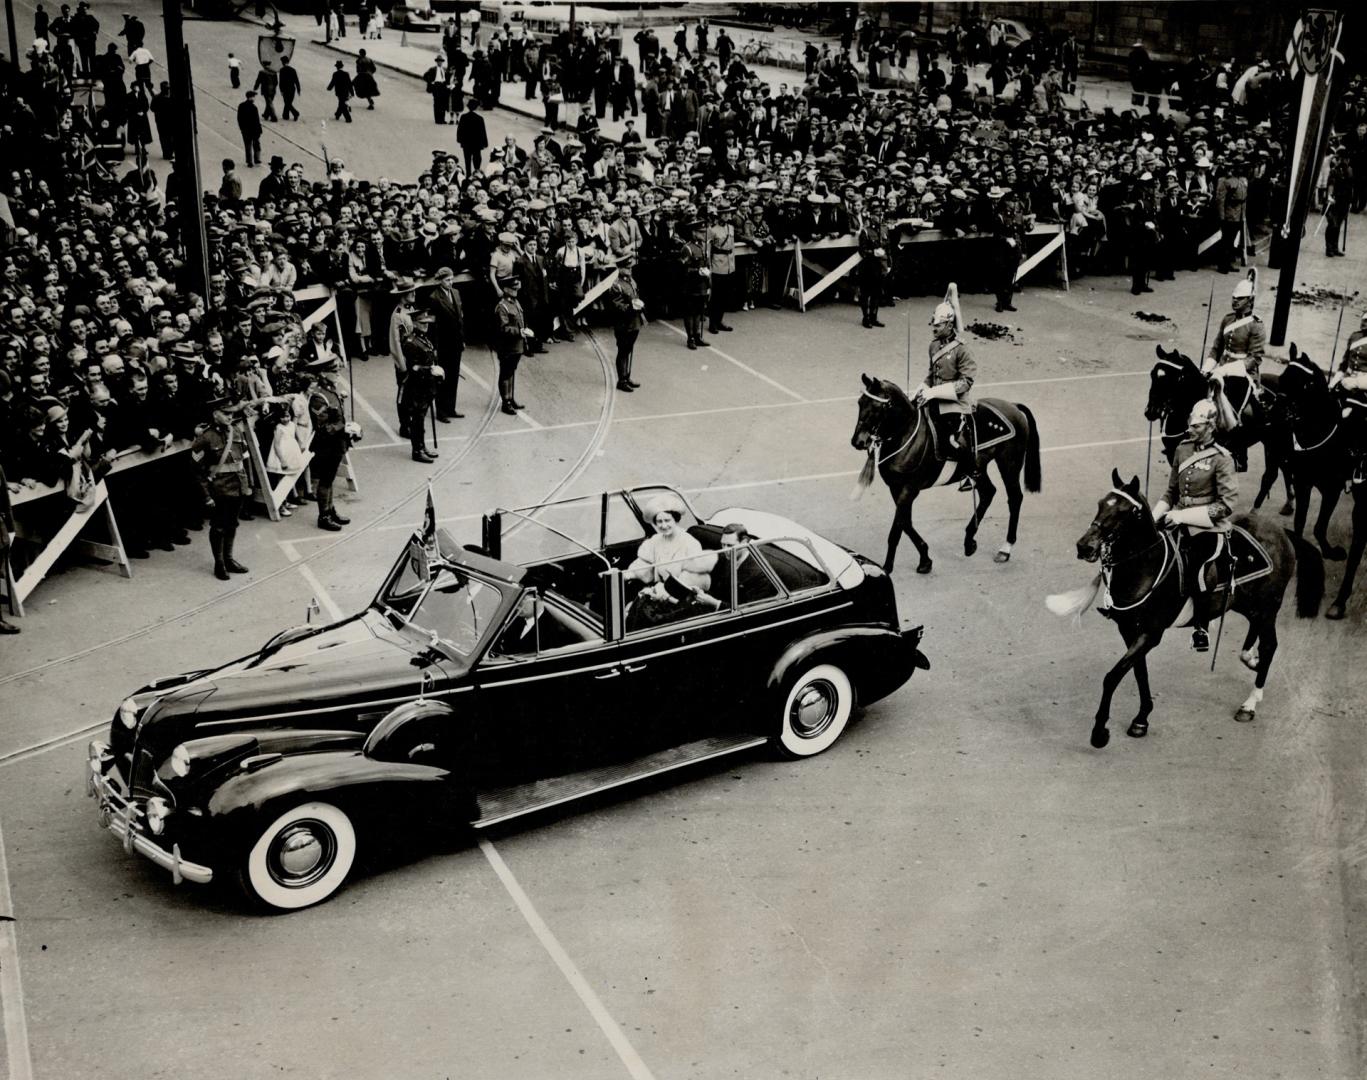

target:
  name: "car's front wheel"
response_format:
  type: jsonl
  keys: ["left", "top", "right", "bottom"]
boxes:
{"left": 775, "top": 663, "right": 853, "bottom": 758}
{"left": 239, "top": 801, "right": 357, "bottom": 912}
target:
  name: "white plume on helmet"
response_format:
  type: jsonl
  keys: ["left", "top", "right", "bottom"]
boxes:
{"left": 931, "top": 282, "right": 963, "bottom": 331}
{"left": 1232, "top": 279, "right": 1253, "bottom": 299}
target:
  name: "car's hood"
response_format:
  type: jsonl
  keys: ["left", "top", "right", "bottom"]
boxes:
{"left": 183, "top": 609, "right": 452, "bottom": 723}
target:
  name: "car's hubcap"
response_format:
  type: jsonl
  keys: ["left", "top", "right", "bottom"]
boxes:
{"left": 791, "top": 680, "right": 837, "bottom": 739}
{"left": 270, "top": 822, "right": 334, "bottom": 888}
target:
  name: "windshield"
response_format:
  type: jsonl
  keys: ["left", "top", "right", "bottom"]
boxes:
{"left": 407, "top": 568, "right": 506, "bottom": 658}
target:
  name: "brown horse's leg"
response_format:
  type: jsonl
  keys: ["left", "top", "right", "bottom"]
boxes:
{"left": 1093, "top": 626, "right": 1158, "bottom": 749}
{"left": 997, "top": 450, "right": 1025, "bottom": 562}
{"left": 1327, "top": 492, "right": 1367, "bottom": 619}
{"left": 1126, "top": 650, "right": 1155, "bottom": 738}
{"left": 964, "top": 468, "right": 996, "bottom": 557}
{"left": 1291, "top": 473, "right": 1312, "bottom": 540}
{"left": 1313, "top": 482, "right": 1346, "bottom": 560}
{"left": 886, "top": 490, "right": 930, "bottom": 575}
{"left": 1236, "top": 620, "right": 1278, "bottom": 722}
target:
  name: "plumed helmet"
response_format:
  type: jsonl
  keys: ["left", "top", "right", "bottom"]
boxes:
{"left": 1232, "top": 279, "right": 1254, "bottom": 300}
{"left": 931, "top": 302, "right": 956, "bottom": 325}
{"left": 1189, "top": 399, "right": 1218, "bottom": 427}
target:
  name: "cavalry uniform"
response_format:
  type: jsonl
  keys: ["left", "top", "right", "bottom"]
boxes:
{"left": 918, "top": 328, "right": 978, "bottom": 486}
{"left": 1335, "top": 328, "right": 1367, "bottom": 392}
{"left": 191, "top": 415, "right": 250, "bottom": 580}
{"left": 1160, "top": 438, "right": 1237, "bottom": 532}
{"left": 1204, "top": 308, "right": 1266, "bottom": 383}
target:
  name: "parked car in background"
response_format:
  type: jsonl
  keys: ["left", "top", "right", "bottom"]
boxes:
{"left": 88, "top": 485, "right": 928, "bottom": 911}
{"left": 387, "top": 0, "right": 441, "bottom": 31}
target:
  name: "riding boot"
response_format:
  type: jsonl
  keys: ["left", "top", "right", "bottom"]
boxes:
{"left": 223, "top": 534, "right": 249, "bottom": 575}
{"left": 868, "top": 303, "right": 884, "bottom": 329}
{"left": 510, "top": 373, "right": 525, "bottom": 409}
{"left": 957, "top": 416, "right": 978, "bottom": 491}
{"left": 209, "top": 530, "right": 228, "bottom": 581}
{"left": 499, "top": 377, "right": 518, "bottom": 415}
{"left": 1191, "top": 620, "right": 1210, "bottom": 652}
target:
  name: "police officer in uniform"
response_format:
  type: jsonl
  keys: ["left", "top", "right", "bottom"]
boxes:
{"left": 912, "top": 287, "right": 978, "bottom": 490}
{"left": 607, "top": 255, "right": 646, "bottom": 391}
{"left": 305, "top": 354, "right": 358, "bottom": 530}
{"left": 1202, "top": 275, "right": 1266, "bottom": 469}
{"left": 401, "top": 309, "right": 443, "bottom": 462}
{"left": 679, "top": 217, "right": 711, "bottom": 350}
{"left": 494, "top": 276, "right": 531, "bottom": 415}
{"left": 191, "top": 398, "right": 251, "bottom": 581}
{"left": 1151, "top": 399, "right": 1238, "bottom": 651}
{"left": 857, "top": 196, "right": 893, "bottom": 329}
{"left": 988, "top": 185, "right": 1024, "bottom": 313}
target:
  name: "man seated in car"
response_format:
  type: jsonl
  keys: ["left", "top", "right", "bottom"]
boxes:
{"left": 498, "top": 591, "right": 591, "bottom": 655}
{"left": 709, "top": 523, "right": 774, "bottom": 609}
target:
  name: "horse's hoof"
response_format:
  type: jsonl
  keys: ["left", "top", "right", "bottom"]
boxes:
{"left": 1234, "top": 707, "right": 1257, "bottom": 724}
{"left": 1278, "top": 502, "right": 1293, "bottom": 516}
{"left": 1322, "top": 545, "right": 1347, "bottom": 561}
{"left": 964, "top": 537, "right": 978, "bottom": 557}
{"left": 1090, "top": 726, "right": 1111, "bottom": 749}
{"left": 916, "top": 558, "right": 933, "bottom": 575}
{"left": 883, "top": 561, "right": 895, "bottom": 574}
{"left": 1126, "top": 719, "right": 1149, "bottom": 738}
{"left": 993, "top": 550, "right": 1011, "bottom": 563}
{"left": 1239, "top": 649, "right": 1259, "bottom": 671}
{"left": 1326, "top": 602, "right": 1346, "bottom": 621}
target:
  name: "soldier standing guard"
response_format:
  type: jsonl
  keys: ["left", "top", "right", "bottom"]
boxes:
{"left": 401, "top": 309, "right": 443, "bottom": 462}
{"left": 680, "top": 217, "right": 711, "bottom": 350}
{"left": 607, "top": 256, "right": 646, "bottom": 392}
{"left": 1214, "top": 157, "right": 1247, "bottom": 274}
{"left": 191, "top": 399, "right": 252, "bottom": 581}
{"left": 494, "top": 276, "right": 531, "bottom": 415}
{"left": 1151, "top": 399, "right": 1238, "bottom": 652}
{"left": 857, "top": 196, "right": 892, "bottom": 329}
{"left": 988, "top": 185, "right": 1024, "bottom": 313}
{"left": 305, "top": 354, "right": 358, "bottom": 530}
{"left": 912, "top": 285, "right": 978, "bottom": 491}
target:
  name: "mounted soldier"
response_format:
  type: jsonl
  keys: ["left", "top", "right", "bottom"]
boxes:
{"left": 1202, "top": 271, "right": 1266, "bottom": 470}
{"left": 912, "top": 283, "right": 978, "bottom": 491}
{"left": 1330, "top": 310, "right": 1367, "bottom": 450}
{"left": 1150, "top": 399, "right": 1237, "bottom": 652}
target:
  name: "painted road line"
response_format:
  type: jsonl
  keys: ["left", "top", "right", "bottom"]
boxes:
{"left": 479, "top": 840, "right": 657, "bottom": 1080}
{"left": 354, "top": 389, "right": 400, "bottom": 445}
{"left": 659, "top": 322, "right": 808, "bottom": 402}
{"left": 0, "top": 814, "right": 34, "bottom": 1080}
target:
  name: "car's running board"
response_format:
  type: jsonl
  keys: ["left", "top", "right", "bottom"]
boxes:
{"left": 471, "top": 734, "right": 769, "bottom": 829}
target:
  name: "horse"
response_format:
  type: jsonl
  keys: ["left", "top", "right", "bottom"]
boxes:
{"left": 1068, "top": 470, "right": 1323, "bottom": 749}
{"left": 851, "top": 373, "right": 1041, "bottom": 574}
{"left": 1144, "top": 345, "right": 1293, "bottom": 514}
{"left": 1277, "top": 344, "right": 1367, "bottom": 619}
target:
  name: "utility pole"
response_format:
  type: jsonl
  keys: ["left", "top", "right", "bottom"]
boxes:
{"left": 5, "top": 0, "right": 18, "bottom": 70}
{"left": 162, "top": 0, "right": 210, "bottom": 300}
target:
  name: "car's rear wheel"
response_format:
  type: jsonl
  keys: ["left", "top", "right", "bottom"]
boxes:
{"left": 240, "top": 801, "right": 356, "bottom": 911}
{"left": 775, "top": 663, "right": 853, "bottom": 758}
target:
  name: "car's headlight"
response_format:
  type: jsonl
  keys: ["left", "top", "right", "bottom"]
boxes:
{"left": 170, "top": 744, "right": 191, "bottom": 778}
{"left": 118, "top": 698, "right": 140, "bottom": 730}
{"left": 145, "top": 797, "right": 170, "bottom": 835}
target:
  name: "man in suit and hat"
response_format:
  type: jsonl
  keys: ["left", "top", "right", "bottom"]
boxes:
{"left": 427, "top": 265, "right": 465, "bottom": 421}
{"left": 236, "top": 90, "right": 262, "bottom": 167}
{"left": 279, "top": 55, "right": 302, "bottom": 121}
{"left": 988, "top": 184, "right": 1024, "bottom": 313}
{"left": 400, "top": 309, "right": 442, "bottom": 463}
{"left": 258, "top": 155, "right": 290, "bottom": 204}
{"left": 327, "top": 60, "right": 354, "bottom": 122}
{"left": 607, "top": 255, "right": 646, "bottom": 392}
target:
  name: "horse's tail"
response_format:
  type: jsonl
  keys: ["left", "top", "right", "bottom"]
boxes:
{"left": 1285, "top": 530, "right": 1325, "bottom": 619}
{"left": 1018, "top": 403, "right": 1042, "bottom": 493}
{"left": 850, "top": 447, "right": 877, "bottom": 500}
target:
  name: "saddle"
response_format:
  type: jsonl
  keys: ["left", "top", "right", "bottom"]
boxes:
{"left": 1187, "top": 521, "right": 1273, "bottom": 597}
{"left": 927, "top": 400, "right": 1016, "bottom": 461}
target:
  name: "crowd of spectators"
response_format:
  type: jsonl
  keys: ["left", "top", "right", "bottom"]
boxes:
{"left": 2, "top": 4, "right": 1365, "bottom": 623}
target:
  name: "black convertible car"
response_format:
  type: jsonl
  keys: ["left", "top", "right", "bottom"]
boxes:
{"left": 88, "top": 485, "right": 928, "bottom": 911}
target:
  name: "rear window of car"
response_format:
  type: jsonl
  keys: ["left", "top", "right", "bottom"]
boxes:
{"left": 756, "top": 541, "right": 830, "bottom": 594}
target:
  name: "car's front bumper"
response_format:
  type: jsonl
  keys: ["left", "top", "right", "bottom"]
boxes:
{"left": 86, "top": 741, "right": 213, "bottom": 886}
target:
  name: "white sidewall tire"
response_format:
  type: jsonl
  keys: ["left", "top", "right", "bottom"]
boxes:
{"left": 244, "top": 801, "right": 357, "bottom": 911}
{"left": 777, "top": 663, "right": 853, "bottom": 758}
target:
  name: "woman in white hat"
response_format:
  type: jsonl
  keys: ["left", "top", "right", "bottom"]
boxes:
{"left": 625, "top": 495, "right": 717, "bottom": 628}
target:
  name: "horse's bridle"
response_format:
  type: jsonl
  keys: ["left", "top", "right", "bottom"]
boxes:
{"left": 1091, "top": 488, "right": 1174, "bottom": 609}
{"left": 858, "top": 389, "right": 921, "bottom": 467}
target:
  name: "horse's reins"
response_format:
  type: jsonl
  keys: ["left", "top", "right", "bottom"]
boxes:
{"left": 860, "top": 390, "right": 923, "bottom": 467}
{"left": 1096, "top": 487, "right": 1179, "bottom": 612}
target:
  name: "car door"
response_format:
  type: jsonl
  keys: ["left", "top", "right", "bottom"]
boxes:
{"left": 470, "top": 589, "right": 629, "bottom": 784}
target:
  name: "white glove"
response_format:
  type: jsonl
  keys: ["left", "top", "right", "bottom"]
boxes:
{"left": 430, "top": 365, "right": 446, "bottom": 380}
{"left": 521, "top": 328, "right": 534, "bottom": 337}
{"left": 1329, "top": 371, "right": 1344, "bottom": 390}
{"left": 632, "top": 298, "right": 644, "bottom": 310}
